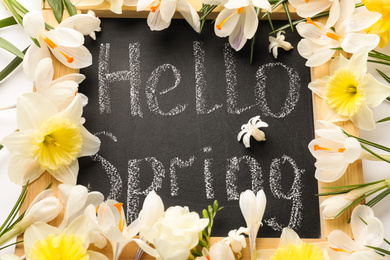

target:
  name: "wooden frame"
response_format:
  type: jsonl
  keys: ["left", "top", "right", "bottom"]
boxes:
{"left": 15, "top": 3, "right": 364, "bottom": 259}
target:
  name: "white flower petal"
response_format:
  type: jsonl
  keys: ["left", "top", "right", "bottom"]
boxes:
{"left": 229, "top": 18, "right": 247, "bottom": 51}
{"left": 58, "top": 94, "right": 83, "bottom": 124}
{"left": 160, "top": 0, "right": 176, "bottom": 23}
{"left": 214, "top": 9, "right": 239, "bottom": 37}
{"left": 23, "top": 11, "right": 45, "bottom": 39}
{"left": 34, "top": 58, "right": 54, "bottom": 91}
{"left": 49, "top": 160, "right": 79, "bottom": 185}
{"left": 250, "top": 0, "right": 270, "bottom": 11}
{"left": 294, "top": 1, "right": 331, "bottom": 18}
{"left": 243, "top": 6, "right": 258, "bottom": 40}
{"left": 279, "top": 228, "right": 302, "bottom": 247}
{"left": 314, "top": 164, "right": 349, "bottom": 183}
{"left": 321, "top": 101, "right": 349, "bottom": 123}
{"left": 45, "top": 28, "right": 84, "bottom": 48}
{"left": 147, "top": 8, "right": 171, "bottom": 31}
{"left": 341, "top": 33, "right": 380, "bottom": 53}
{"left": 325, "top": 0, "right": 340, "bottom": 28}
{"left": 57, "top": 14, "right": 101, "bottom": 37}
{"left": 308, "top": 76, "right": 329, "bottom": 99}
{"left": 87, "top": 251, "right": 109, "bottom": 260}
{"left": 7, "top": 155, "right": 44, "bottom": 185}
{"left": 305, "top": 48, "right": 336, "bottom": 67}
{"left": 107, "top": 0, "right": 124, "bottom": 14}
{"left": 17, "top": 93, "right": 58, "bottom": 130}
{"left": 351, "top": 205, "right": 375, "bottom": 245}
{"left": 365, "top": 217, "right": 385, "bottom": 247}
{"left": 344, "top": 11, "right": 382, "bottom": 33}
{"left": 328, "top": 229, "right": 358, "bottom": 253}
{"left": 349, "top": 102, "right": 375, "bottom": 131}
{"left": 177, "top": 0, "right": 200, "bottom": 33}
{"left": 139, "top": 191, "right": 164, "bottom": 235}
{"left": 1, "top": 130, "right": 37, "bottom": 157}
{"left": 79, "top": 125, "right": 101, "bottom": 157}
{"left": 63, "top": 185, "right": 89, "bottom": 226}
{"left": 64, "top": 215, "right": 90, "bottom": 246}
{"left": 25, "top": 191, "right": 62, "bottom": 223}
{"left": 209, "top": 241, "right": 235, "bottom": 260}
{"left": 70, "top": 0, "right": 104, "bottom": 6}
{"left": 224, "top": 0, "right": 249, "bottom": 9}
{"left": 23, "top": 43, "right": 51, "bottom": 81}
{"left": 361, "top": 73, "right": 390, "bottom": 108}
{"left": 51, "top": 45, "right": 93, "bottom": 69}
{"left": 137, "top": 0, "right": 156, "bottom": 11}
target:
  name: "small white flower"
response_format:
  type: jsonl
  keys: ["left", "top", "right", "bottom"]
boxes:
{"left": 237, "top": 116, "right": 268, "bottom": 148}
{"left": 268, "top": 31, "right": 293, "bottom": 59}
{"left": 196, "top": 241, "right": 236, "bottom": 260}
{"left": 328, "top": 205, "right": 384, "bottom": 259}
{"left": 222, "top": 227, "right": 248, "bottom": 253}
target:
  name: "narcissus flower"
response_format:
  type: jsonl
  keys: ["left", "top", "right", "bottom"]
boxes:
{"left": 362, "top": 0, "right": 390, "bottom": 48}
{"left": 237, "top": 116, "right": 268, "bottom": 148}
{"left": 22, "top": 11, "right": 93, "bottom": 79}
{"left": 239, "top": 189, "right": 266, "bottom": 260}
{"left": 327, "top": 205, "right": 384, "bottom": 259}
{"left": 308, "top": 51, "right": 390, "bottom": 130}
{"left": 296, "top": 0, "right": 381, "bottom": 67}
{"left": 24, "top": 215, "right": 108, "bottom": 260}
{"left": 257, "top": 228, "right": 329, "bottom": 260}
{"left": 1, "top": 93, "right": 100, "bottom": 185}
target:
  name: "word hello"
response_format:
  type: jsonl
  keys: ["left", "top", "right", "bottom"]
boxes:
{"left": 98, "top": 42, "right": 301, "bottom": 118}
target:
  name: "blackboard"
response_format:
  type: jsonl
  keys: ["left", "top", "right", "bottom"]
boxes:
{"left": 78, "top": 18, "right": 320, "bottom": 238}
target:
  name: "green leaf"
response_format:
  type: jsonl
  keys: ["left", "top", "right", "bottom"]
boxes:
{"left": 366, "top": 187, "right": 390, "bottom": 207}
{"left": 0, "top": 144, "right": 3, "bottom": 150}
{"left": 261, "top": 0, "right": 285, "bottom": 19}
{"left": 283, "top": 1, "right": 294, "bottom": 32}
{"left": 0, "top": 47, "right": 27, "bottom": 83}
{"left": 250, "top": 7, "right": 261, "bottom": 64}
{"left": 342, "top": 130, "right": 390, "bottom": 153}
{"left": 47, "top": 0, "right": 64, "bottom": 23}
{"left": 0, "top": 17, "right": 17, "bottom": 29}
{"left": 63, "top": 0, "right": 77, "bottom": 16}
{"left": 376, "top": 69, "right": 390, "bottom": 84}
{"left": 267, "top": 12, "right": 274, "bottom": 32}
{"left": 377, "top": 117, "right": 390, "bottom": 123}
{"left": 0, "top": 37, "right": 24, "bottom": 59}
{"left": 366, "top": 246, "right": 390, "bottom": 256}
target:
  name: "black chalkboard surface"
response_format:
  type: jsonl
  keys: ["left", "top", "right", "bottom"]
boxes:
{"left": 78, "top": 18, "right": 320, "bottom": 238}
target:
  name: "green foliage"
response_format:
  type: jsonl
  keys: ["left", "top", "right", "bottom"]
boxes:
{"left": 0, "top": 37, "right": 25, "bottom": 59}
{"left": 0, "top": 47, "right": 28, "bottom": 83}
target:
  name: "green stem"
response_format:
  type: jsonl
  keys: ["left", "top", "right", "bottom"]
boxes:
{"left": 343, "top": 130, "right": 390, "bottom": 153}
{"left": 0, "top": 16, "right": 17, "bottom": 28}
{"left": 361, "top": 144, "right": 390, "bottom": 164}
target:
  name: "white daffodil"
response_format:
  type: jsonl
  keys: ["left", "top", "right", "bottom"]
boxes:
{"left": 328, "top": 205, "right": 384, "bottom": 259}
{"left": 257, "top": 228, "right": 330, "bottom": 260}
{"left": 308, "top": 120, "right": 362, "bottom": 183}
{"left": 137, "top": 0, "right": 200, "bottom": 32}
{"left": 320, "top": 178, "right": 390, "bottom": 219}
{"left": 268, "top": 31, "right": 293, "bottom": 59}
{"left": 0, "top": 189, "right": 62, "bottom": 247}
{"left": 211, "top": 0, "right": 271, "bottom": 51}
{"left": 239, "top": 189, "right": 266, "bottom": 260}
{"left": 141, "top": 205, "right": 209, "bottom": 260}
{"left": 1, "top": 93, "right": 101, "bottom": 185}
{"left": 309, "top": 51, "right": 390, "bottom": 130}
{"left": 296, "top": 0, "right": 381, "bottom": 67}
{"left": 33, "top": 58, "right": 88, "bottom": 111}
{"left": 23, "top": 215, "right": 108, "bottom": 260}
{"left": 289, "top": 0, "right": 340, "bottom": 28}
{"left": 58, "top": 184, "right": 104, "bottom": 229}
{"left": 22, "top": 11, "right": 93, "bottom": 80}
{"left": 95, "top": 200, "right": 156, "bottom": 260}
{"left": 222, "top": 227, "right": 248, "bottom": 253}
{"left": 196, "top": 241, "right": 236, "bottom": 260}
{"left": 237, "top": 116, "right": 268, "bottom": 148}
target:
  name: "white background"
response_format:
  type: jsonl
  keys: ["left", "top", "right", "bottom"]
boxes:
{"left": 1, "top": 0, "right": 390, "bottom": 255}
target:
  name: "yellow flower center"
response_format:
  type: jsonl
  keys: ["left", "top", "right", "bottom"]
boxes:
{"left": 270, "top": 242, "right": 325, "bottom": 260}
{"left": 29, "top": 233, "right": 89, "bottom": 260}
{"left": 43, "top": 37, "right": 74, "bottom": 64}
{"left": 33, "top": 117, "right": 82, "bottom": 170}
{"left": 114, "top": 202, "right": 125, "bottom": 233}
{"left": 216, "top": 7, "right": 244, "bottom": 30}
{"left": 325, "top": 69, "right": 365, "bottom": 117}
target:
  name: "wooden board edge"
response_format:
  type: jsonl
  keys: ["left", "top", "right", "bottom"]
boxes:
{"left": 14, "top": 8, "right": 365, "bottom": 259}
{"left": 43, "top": 1, "right": 299, "bottom": 20}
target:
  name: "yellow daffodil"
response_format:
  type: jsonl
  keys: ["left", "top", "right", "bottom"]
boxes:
{"left": 308, "top": 51, "right": 390, "bottom": 130}
{"left": 23, "top": 215, "right": 108, "bottom": 260}
{"left": 362, "top": 0, "right": 390, "bottom": 48}
{"left": 258, "top": 228, "right": 330, "bottom": 260}
{"left": 1, "top": 93, "right": 100, "bottom": 185}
